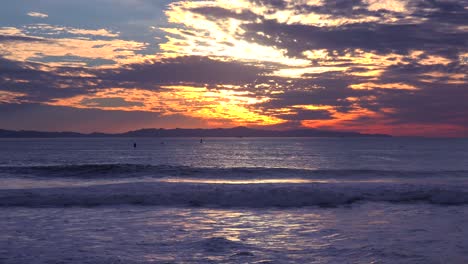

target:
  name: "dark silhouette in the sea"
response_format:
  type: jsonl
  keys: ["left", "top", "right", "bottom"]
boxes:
{"left": 200, "top": 138, "right": 203, "bottom": 143}
{"left": 0, "top": 127, "right": 391, "bottom": 138}
{"left": 133, "top": 142, "right": 137, "bottom": 148}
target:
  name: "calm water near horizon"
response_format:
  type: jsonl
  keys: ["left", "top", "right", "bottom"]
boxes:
{"left": 1, "top": 137, "right": 468, "bottom": 263}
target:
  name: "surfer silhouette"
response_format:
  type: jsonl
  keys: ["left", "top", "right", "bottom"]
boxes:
{"left": 200, "top": 138, "right": 203, "bottom": 143}
{"left": 133, "top": 142, "right": 137, "bottom": 148}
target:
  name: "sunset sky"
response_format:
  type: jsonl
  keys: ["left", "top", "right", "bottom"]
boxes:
{"left": 0, "top": 0, "right": 466, "bottom": 136}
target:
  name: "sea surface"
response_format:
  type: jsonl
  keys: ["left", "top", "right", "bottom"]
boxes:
{"left": 1, "top": 137, "right": 468, "bottom": 263}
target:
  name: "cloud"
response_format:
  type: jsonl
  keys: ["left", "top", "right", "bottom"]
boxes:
{"left": 244, "top": 20, "right": 466, "bottom": 58}
{"left": 25, "top": 24, "right": 119, "bottom": 37}
{"left": 0, "top": 103, "right": 209, "bottom": 133}
{"left": 48, "top": 86, "right": 282, "bottom": 127}
{"left": 0, "top": 26, "right": 148, "bottom": 67}
{"left": 27, "top": 12, "right": 48, "bottom": 18}
{"left": 349, "top": 82, "right": 419, "bottom": 90}
{"left": 100, "top": 56, "right": 266, "bottom": 85}
{"left": 0, "top": 0, "right": 467, "bottom": 136}
{"left": 0, "top": 91, "right": 27, "bottom": 104}
{"left": 0, "top": 56, "right": 281, "bottom": 127}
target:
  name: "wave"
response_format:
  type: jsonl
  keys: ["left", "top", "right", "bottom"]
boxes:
{"left": 1, "top": 181, "right": 468, "bottom": 208}
{"left": 1, "top": 164, "right": 467, "bottom": 179}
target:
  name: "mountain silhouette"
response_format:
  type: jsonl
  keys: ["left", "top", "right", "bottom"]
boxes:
{"left": 0, "top": 127, "right": 390, "bottom": 138}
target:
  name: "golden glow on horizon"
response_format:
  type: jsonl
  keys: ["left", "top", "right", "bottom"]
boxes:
{"left": 297, "top": 105, "right": 335, "bottom": 111}
{"left": 302, "top": 109, "right": 380, "bottom": 129}
{"left": 48, "top": 86, "right": 283, "bottom": 126}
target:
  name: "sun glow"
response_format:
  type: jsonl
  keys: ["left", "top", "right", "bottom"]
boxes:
{"left": 48, "top": 86, "right": 283, "bottom": 126}
{"left": 161, "top": 1, "right": 310, "bottom": 67}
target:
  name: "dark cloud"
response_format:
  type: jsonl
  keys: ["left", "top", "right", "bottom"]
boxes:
{"left": 378, "top": 62, "right": 466, "bottom": 88}
{"left": 99, "top": 56, "right": 267, "bottom": 85}
{"left": 291, "top": 0, "right": 392, "bottom": 18}
{"left": 367, "top": 61, "right": 468, "bottom": 126}
{"left": 412, "top": 0, "right": 468, "bottom": 25}
{"left": 256, "top": 71, "right": 369, "bottom": 111}
{"left": 0, "top": 35, "right": 48, "bottom": 42}
{"left": 0, "top": 103, "right": 207, "bottom": 133}
{"left": 0, "top": 58, "right": 98, "bottom": 101}
{"left": 190, "top": 6, "right": 259, "bottom": 21}
{"left": 80, "top": 97, "right": 145, "bottom": 108}
{"left": 364, "top": 86, "right": 468, "bottom": 127}
{"left": 277, "top": 108, "right": 332, "bottom": 121}
{"left": 250, "top": 0, "right": 287, "bottom": 9}
{"left": 0, "top": 56, "right": 268, "bottom": 103}
{"left": 244, "top": 20, "right": 467, "bottom": 57}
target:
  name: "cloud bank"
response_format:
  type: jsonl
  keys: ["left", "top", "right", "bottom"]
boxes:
{"left": 0, "top": 0, "right": 467, "bottom": 136}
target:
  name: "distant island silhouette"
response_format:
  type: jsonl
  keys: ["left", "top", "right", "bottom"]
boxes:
{"left": 0, "top": 127, "right": 390, "bottom": 138}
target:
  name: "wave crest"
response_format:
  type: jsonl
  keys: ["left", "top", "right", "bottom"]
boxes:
{"left": 1, "top": 164, "right": 467, "bottom": 179}
{"left": 1, "top": 181, "right": 467, "bottom": 208}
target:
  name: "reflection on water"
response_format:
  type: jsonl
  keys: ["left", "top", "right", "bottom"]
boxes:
{"left": 0, "top": 177, "right": 404, "bottom": 190}
{"left": 2, "top": 204, "right": 467, "bottom": 263}
{"left": 159, "top": 178, "right": 326, "bottom": 184}
{"left": 1, "top": 138, "right": 468, "bottom": 171}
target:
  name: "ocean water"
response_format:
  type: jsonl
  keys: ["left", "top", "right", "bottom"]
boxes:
{"left": 1, "top": 137, "right": 468, "bottom": 263}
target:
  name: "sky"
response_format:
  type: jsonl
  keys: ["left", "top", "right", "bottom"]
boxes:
{"left": 0, "top": 0, "right": 467, "bottom": 136}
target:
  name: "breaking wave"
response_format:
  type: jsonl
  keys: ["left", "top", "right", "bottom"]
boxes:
{"left": 1, "top": 163, "right": 467, "bottom": 179}
{"left": 2, "top": 164, "right": 467, "bottom": 208}
{"left": 1, "top": 181, "right": 468, "bottom": 208}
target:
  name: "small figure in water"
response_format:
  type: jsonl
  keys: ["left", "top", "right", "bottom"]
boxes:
{"left": 200, "top": 138, "right": 203, "bottom": 143}
{"left": 133, "top": 142, "right": 137, "bottom": 148}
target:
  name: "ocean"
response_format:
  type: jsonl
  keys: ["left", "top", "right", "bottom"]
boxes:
{"left": 1, "top": 137, "right": 468, "bottom": 263}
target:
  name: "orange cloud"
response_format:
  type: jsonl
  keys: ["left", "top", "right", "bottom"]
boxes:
{"left": 0, "top": 91, "right": 28, "bottom": 104}
{"left": 349, "top": 82, "right": 419, "bottom": 90}
{"left": 0, "top": 26, "right": 150, "bottom": 67}
{"left": 48, "top": 86, "right": 284, "bottom": 127}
